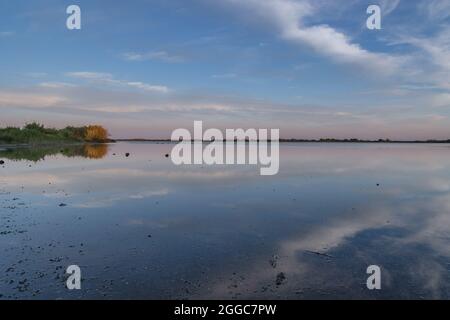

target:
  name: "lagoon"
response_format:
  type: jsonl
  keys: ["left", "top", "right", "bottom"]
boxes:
{"left": 1, "top": 142, "right": 450, "bottom": 299}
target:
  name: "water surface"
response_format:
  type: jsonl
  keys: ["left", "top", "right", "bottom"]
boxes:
{"left": 1, "top": 142, "right": 450, "bottom": 299}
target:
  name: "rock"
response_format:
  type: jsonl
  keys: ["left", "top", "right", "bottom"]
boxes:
{"left": 59, "top": 203, "right": 67, "bottom": 207}
{"left": 275, "top": 272, "right": 286, "bottom": 286}
{"left": 0, "top": 160, "right": 4, "bottom": 165}
{"left": 165, "top": 154, "right": 169, "bottom": 158}
{"left": 125, "top": 153, "right": 130, "bottom": 157}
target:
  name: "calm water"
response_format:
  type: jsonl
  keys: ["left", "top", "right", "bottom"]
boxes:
{"left": 1, "top": 142, "right": 450, "bottom": 299}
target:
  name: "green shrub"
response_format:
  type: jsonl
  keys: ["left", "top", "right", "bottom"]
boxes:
{"left": 0, "top": 124, "right": 109, "bottom": 144}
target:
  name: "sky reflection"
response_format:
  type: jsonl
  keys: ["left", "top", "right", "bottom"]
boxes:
{"left": 1, "top": 142, "right": 450, "bottom": 299}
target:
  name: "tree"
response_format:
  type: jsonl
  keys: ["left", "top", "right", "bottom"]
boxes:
{"left": 24, "top": 122, "right": 45, "bottom": 132}
{"left": 84, "top": 125, "right": 108, "bottom": 142}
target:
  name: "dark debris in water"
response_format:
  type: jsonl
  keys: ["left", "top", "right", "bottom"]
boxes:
{"left": 275, "top": 272, "right": 286, "bottom": 286}
{"left": 269, "top": 255, "right": 279, "bottom": 269}
{"left": 304, "top": 250, "right": 334, "bottom": 259}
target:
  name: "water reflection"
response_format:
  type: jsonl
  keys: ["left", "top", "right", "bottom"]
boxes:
{"left": 0, "top": 144, "right": 109, "bottom": 161}
{"left": 1, "top": 142, "right": 450, "bottom": 299}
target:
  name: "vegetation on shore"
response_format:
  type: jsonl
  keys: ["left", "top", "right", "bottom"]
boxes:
{"left": 0, "top": 123, "right": 111, "bottom": 145}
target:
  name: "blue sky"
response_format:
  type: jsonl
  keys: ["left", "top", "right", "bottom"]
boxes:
{"left": 0, "top": 0, "right": 449, "bottom": 139}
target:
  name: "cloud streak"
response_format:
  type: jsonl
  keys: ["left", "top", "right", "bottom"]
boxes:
{"left": 223, "top": 0, "right": 406, "bottom": 73}
{"left": 0, "top": 91, "right": 66, "bottom": 108}
{"left": 66, "top": 72, "right": 170, "bottom": 93}
{"left": 122, "top": 51, "right": 184, "bottom": 63}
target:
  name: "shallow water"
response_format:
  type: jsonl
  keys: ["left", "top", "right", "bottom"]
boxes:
{"left": 1, "top": 142, "right": 450, "bottom": 299}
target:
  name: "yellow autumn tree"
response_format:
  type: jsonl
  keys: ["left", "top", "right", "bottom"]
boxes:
{"left": 84, "top": 125, "right": 109, "bottom": 142}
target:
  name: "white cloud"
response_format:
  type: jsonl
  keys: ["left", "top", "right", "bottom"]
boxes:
{"left": 82, "top": 102, "right": 233, "bottom": 114}
{"left": 390, "top": 23, "right": 450, "bottom": 90}
{"left": 379, "top": 0, "right": 401, "bottom": 16}
{"left": 122, "top": 50, "right": 184, "bottom": 63}
{"left": 126, "top": 82, "right": 169, "bottom": 93}
{"left": 66, "top": 72, "right": 113, "bottom": 81}
{"left": 283, "top": 24, "right": 401, "bottom": 72}
{"left": 420, "top": 0, "right": 450, "bottom": 21}
{"left": 66, "top": 71, "right": 170, "bottom": 93}
{"left": 39, "top": 82, "right": 76, "bottom": 89}
{"left": 0, "top": 91, "right": 66, "bottom": 108}
{"left": 166, "top": 103, "right": 233, "bottom": 112}
{"left": 223, "top": 0, "right": 405, "bottom": 73}
{"left": 401, "top": 34, "right": 450, "bottom": 72}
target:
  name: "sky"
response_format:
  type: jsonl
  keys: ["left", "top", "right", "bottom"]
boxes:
{"left": 0, "top": 0, "right": 449, "bottom": 140}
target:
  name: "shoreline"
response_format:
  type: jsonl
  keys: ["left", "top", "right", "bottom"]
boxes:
{"left": 1, "top": 139, "right": 450, "bottom": 149}
{"left": 115, "top": 139, "right": 450, "bottom": 144}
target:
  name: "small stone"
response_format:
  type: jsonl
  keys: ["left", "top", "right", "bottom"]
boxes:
{"left": 59, "top": 203, "right": 67, "bottom": 207}
{"left": 125, "top": 153, "right": 130, "bottom": 157}
{"left": 275, "top": 272, "right": 286, "bottom": 286}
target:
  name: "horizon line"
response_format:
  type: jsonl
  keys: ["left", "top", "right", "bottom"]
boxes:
{"left": 113, "top": 138, "right": 450, "bottom": 143}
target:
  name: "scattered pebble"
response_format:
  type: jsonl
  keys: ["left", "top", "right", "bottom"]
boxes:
{"left": 275, "top": 272, "right": 286, "bottom": 286}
